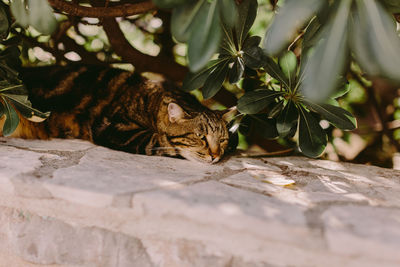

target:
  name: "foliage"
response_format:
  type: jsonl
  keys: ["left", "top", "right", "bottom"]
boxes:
{"left": 172, "top": 0, "right": 345, "bottom": 157}
{"left": 157, "top": 0, "right": 399, "bottom": 158}
{"left": 10, "top": 0, "right": 57, "bottom": 35}
{"left": 0, "top": 1, "right": 51, "bottom": 136}
{"left": 0, "top": 0, "right": 399, "bottom": 163}
{"left": 166, "top": 0, "right": 238, "bottom": 72}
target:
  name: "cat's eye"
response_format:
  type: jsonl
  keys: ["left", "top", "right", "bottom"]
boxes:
{"left": 220, "top": 138, "right": 228, "bottom": 143}
{"left": 196, "top": 133, "right": 206, "bottom": 140}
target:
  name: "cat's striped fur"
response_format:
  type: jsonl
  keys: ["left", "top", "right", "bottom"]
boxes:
{"left": 0, "top": 65, "right": 233, "bottom": 163}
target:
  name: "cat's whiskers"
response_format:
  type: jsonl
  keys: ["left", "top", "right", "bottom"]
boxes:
{"left": 150, "top": 146, "right": 183, "bottom": 151}
{"left": 152, "top": 147, "right": 213, "bottom": 163}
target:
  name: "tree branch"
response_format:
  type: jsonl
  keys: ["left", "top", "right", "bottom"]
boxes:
{"left": 59, "top": 0, "right": 238, "bottom": 107}
{"left": 48, "top": 0, "right": 156, "bottom": 18}
{"left": 102, "top": 17, "right": 238, "bottom": 107}
{"left": 102, "top": 17, "right": 187, "bottom": 81}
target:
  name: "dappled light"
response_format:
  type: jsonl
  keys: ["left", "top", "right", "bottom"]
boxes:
{"left": 2, "top": 136, "right": 400, "bottom": 265}
{"left": 0, "top": 0, "right": 399, "bottom": 166}
{"left": 217, "top": 203, "right": 243, "bottom": 216}
{"left": 318, "top": 176, "right": 349, "bottom": 194}
{"left": 0, "top": 0, "right": 400, "bottom": 265}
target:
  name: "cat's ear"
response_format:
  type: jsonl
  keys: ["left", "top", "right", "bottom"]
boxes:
{"left": 168, "top": 103, "right": 185, "bottom": 123}
{"left": 220, "top": 106, "right": 238, "bottom": 123}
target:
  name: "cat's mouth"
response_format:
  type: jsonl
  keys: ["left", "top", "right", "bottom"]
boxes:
{"left": 179, "top": 151, "right": 221, "bottom": 164}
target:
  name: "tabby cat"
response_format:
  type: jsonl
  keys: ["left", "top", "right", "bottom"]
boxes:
{"left": 0, "top": 64, "right": 235, "bottom": 163}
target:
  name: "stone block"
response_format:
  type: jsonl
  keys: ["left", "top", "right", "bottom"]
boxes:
{"left": 1, "top": 138, "right": 400, "bottom": 266}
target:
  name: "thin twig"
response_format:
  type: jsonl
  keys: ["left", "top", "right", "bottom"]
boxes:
{"left": 287, "top": 31, "right": 304, "bottom": 51}
{"left": 48, "top": 0, "right": 156, "bottom": 18}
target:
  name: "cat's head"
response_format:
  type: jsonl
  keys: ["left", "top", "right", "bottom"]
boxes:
{"left": 162, "top": 103, "right": 236, "bottom": 163}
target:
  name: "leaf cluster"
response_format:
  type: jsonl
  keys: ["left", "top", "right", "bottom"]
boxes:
{"left": 0, "top": 1, "right": 51, "bottom": 136}
{"left": 1, "top": 0, "right": 399, "bottom": 160}
{"left": 264, "top": 0, "right": 400, "bottom": 101}
{"left": 154, "top": 0, "right": 238, "bottom": 72}
{"left": 236, "top": 49, "right": 356, "bottom": 158}
{"left": 156, "top": 0, "right": 400, "bottom": 158}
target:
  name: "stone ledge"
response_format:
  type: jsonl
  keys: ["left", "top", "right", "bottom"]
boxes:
{"left": 1, "top": 137, "right": 400, "bottom": 267}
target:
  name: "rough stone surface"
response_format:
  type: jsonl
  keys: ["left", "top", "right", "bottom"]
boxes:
{"left": 0, "top": 137, "right": 400, "bottom": 267}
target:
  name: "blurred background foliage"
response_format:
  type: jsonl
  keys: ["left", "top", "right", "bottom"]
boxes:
{"left": 0, "top": 0, "right": 400, "bottom": 168}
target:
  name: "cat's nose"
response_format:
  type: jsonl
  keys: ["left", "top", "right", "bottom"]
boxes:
{"left": 210, "top": 153, "right": 220, "bottom": 163}
{"left": 209, "top": 146, "right": 220, "bottom": 158}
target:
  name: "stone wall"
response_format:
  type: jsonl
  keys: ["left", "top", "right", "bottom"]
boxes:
{"left": 1, "top": 137, "right": 400, "bottom": 266}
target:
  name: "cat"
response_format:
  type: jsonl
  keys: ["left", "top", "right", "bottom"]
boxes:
{"left": 0, "top": 64, "right": 236, "bottom": 163}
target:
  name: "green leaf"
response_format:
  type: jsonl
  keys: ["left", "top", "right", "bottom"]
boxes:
{"left": 1, "top": 96, "right": 19, "bottom": 136}
{"left": 152, "top": 0, "right": 187, "bottom": 9}
{"left": 3, "top": 94, "right": 50, "bottom": 122}
{"left": 243, "top": 35, "right": 261, "bottom": 50}
{"left": 219, "top": 0, "right": 257, "bottom": 61}
{"left": 239, "top": 114, "right": 278, "bottom": 139}
{"left": 243, "top": 45, "right": 265, "bottom": 69}
{"left": 277, "top": 100, "right": 299, "bottom": 137}
{"left": 303, "top": 100, "right": 356, "bottom": 130}
{"left": 29, "top": 0, "right": 57, "bottom": 35}
{"left": 228, "top": 57, "right": 244, "bottom": 84}
{"left": 0, "top": 3, "right": 10, "bottom": 39}
{"left": 237, "top": 89, "right": 284, "bottom": 114}
{"left": 188, "top": 0, "right": 222, "bottom": 72}
{"left": 241, "top": 36, "right": 262, "bottom": 69}
{"left": 298, "top": 107, "right": 327, "bottom": 158}
{"left": 242, "top": 36, "right": 264, "bottom": 65}
{"left": 326, "top": 98, "right": 339, "bottom": 107}
{"left": 220, "top": 23, "right": 237, "bottom": 56}
{"left": 10, "top": 0, "right": 29, "bottom": 27}
{"left": 262, "top": 56, "right": 290, "bottom": 88}
{"left": 249, "top": 114, "right": 279, "bottom": 139}
{"left": 264, "top": 0, "right": 325, "bottom": 56}
{"left": 171, "top": 0, "right": 204, "bottom": 42}
{"left": 279, "top": 51, "right": 297, "bottom": 87}
{"left": 11, "top": 0, "right": 57, "bottom": 35}
{"left": 0, "top": 46, "right": 22, "bottom": 70}
{"left": 302, "top": 17, "right": 321, "bottom": 53}
{"left": 202, "top": 59, "right": 230, "bottom": 99}
{"left": 0, "top": 62, "right": 20, "bottom": 83}
{"left": 268, "top": 100, "right": 284, "bottom": 118}
{"left": 299, "top": 0, "right": 352, "bottom": 102}
{"left": 299, "top": 17, "right": 321, "bottom": 74}
{"left": 182, "top": 59, "right": 223, "bottom": 92}
{"left": 351, "top": 0, "right": 400, "bottom": 82}
{"left": 182, "top": 70, "right": 211, "bottom": 92}
{"left": 235, "top": 0, "right": 258, "bottom": 48}
{"left": 201, "top": 58, "right": 229, "bottom": 99}
{"left": 330, "top": 77, "right": 350, "bottom": 99}
{"left": 219, "top": 0, "right": 237, "bottom": 27}
{"left": 299, "top": 15, "right": 326, "bottom": 76}
{"left": 349, "top": 11, "right": 380, "bottom": 77}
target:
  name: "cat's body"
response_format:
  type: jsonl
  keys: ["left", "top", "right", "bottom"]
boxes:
{"left": 0, "top": 65, "right": 232, "bottom": 163}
